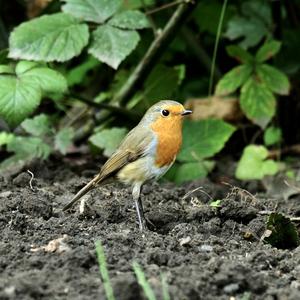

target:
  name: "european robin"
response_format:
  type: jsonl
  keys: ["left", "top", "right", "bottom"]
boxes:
{"left": 63, "top": 100, "right": 192, "bottom": 230}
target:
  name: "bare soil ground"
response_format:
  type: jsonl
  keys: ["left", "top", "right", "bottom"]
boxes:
{"left": 0, "top": 159, "right": 300, "bottom": 300}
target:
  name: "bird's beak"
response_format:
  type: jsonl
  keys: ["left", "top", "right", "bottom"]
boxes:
{"left": 181, "top": 109, "right": 192, "bottom": 116}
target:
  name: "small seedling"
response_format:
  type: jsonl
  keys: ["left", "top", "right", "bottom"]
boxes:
{"left": 210, "top": 199, "right": 222, "bottom": 208}
{"left": 132, "top": 261, "right": 157, "bottom": 300}
{"left": 95, "top": 241, "right": 116, "bottom": 300}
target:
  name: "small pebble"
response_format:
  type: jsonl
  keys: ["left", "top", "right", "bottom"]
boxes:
{"left": 199, "top": 245, "right": 213, "bottom": 252}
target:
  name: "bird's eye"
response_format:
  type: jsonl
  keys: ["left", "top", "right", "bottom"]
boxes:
{"left": 161, "top": 109, "right": 170, "bottom": 117}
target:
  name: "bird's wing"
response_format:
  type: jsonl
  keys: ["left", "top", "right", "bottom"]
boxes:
{"left": 62, "top": 126, "right": 154, "bottom": 211}
{"left": 96, "top": 126, "right": 155, "bottom": 182}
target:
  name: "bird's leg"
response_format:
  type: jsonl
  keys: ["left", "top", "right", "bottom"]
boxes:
{"left": 132, "top": 183, "right": 145, "bottom": 231}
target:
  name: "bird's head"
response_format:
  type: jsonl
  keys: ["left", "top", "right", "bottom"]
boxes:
{"left": 141, "top": 100, "right": 192, "bottom": 126}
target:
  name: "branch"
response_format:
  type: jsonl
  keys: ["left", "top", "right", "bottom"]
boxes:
{"left": 68, "top": 94, "right": 141, "bottom": 121}
{"left": 112, "top": 0, "right": 199, "bottom": 105}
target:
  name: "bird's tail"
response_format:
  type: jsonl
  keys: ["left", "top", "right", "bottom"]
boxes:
{"left": 62, "top": 174, "right": 103, "bottom": 211}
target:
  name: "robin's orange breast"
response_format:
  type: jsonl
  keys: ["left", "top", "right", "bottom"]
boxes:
{"left": 150, "top": 115, "right": 183, "bottom": 167}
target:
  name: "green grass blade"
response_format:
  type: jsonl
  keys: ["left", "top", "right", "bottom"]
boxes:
{"left": 95, "top": 241, "right": 116, "bottom": 300}
{"left": 208, "top": 0, "right": 229, "bottom": 97}
{"left": 132, "top": 261, "right": 157, "bottom": 300}
{"left": 160, "top": 273, "right": 170, "bottom": 300}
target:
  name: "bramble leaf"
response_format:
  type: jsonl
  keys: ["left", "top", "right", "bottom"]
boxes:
{"left": 264, "top": 126, "right": 282, "bottom": 146}
{"left": 62, "top": 0, "right": 122, "bottom": 23}
{"left": 0, "top": 65, "right": 14, "bottom": 74}
{"left": 240, "top": 77, "right": 276, "bottom": 127}
{"left": 0, "top": 76, "right": 41, "bottom": 127}
{"left": 225, "top": 1, "right": 271, "bottom": 48}
{"left": 215, "top": 65, "right": 252, "bottom": 96}
{"left": 226, "top": 45, "right": 254, "bottom": 64}
{"left": 178, "top": 119, "right": 235, "bottom": 162}
{"left": 22, "top": 67, "right": 68, "bottom": 94}
{"left": 21, "top": 114, "right": 53, "bottom": 137}
{"left": 235, "top": 145, "right": 278, "bottom": 180}
{"left": 88, "top": 24, "right": 140, "bottom": 69}
{"left": 55, "top": 127, "right": 74, "bottom": 155}
{"left": 7, "top": 136, "right": 51, "bottom": 160}
{"left": 108, "top": 10, "right": 150, "bottom": 29}
{"left": 256, "top": 40, "right": 281, "bottom": 62}
{"left": 257, "top": 64, "right": 290, "bottom": 95}
{"left": 170, "top": 161, "right": 215, "bottom": 184}
{"left": 9, "top": 13, "right": 89, "bottom": 62}
{"left": 89, "top": 127, "right": 128, "bottom": 156}
{"left": 0, "top": 132, "right": 15, "bottom": 146}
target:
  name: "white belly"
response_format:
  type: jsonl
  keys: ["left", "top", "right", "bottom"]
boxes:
{"left": 117, "top": 156, "right": 171, "bottom": 185}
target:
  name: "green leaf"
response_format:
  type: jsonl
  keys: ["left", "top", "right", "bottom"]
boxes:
{"left": 225, "top": 16, "right": 268, "bottom": 49}
{"left": 0, "top": 136, "right": 51, "bottom": 171}
{"left": 122, "top": 0, "right": 154, "bottom": 10}
{"left": 256, "top": 64, "right": 290, "bottom": 95}
{"left": 88, "top": 24, "right": 140, "bottom": 69}
{"left": 264, "top": 126, "right": 282, "bottom": 146}
{"left": 171, "top": 161, "right": 215, "bottom": 184}
{"left": 89, "top": 127, "right": 128, "bottom": 157}
{"left": 15, "top": 61, "right": 42, "bottom": 75}
{"left": 264, "top": 213, "right": 300, "bottom": 249}
{"left": 9, "top": 13, "right": 89, "bottom": 62}
{"left": 226, "top": 45, "right": 253, "bottom": 64}
{"left": 7, "top": 136, "right": 51, "bottom": 159}
{"left": 256, "top": 40, "right": 281, "bottom": 62}
{"left": 194, "top": 1, "right": 233, "bottom": 35}
{"left": 21, "top": 114, "right": 52, "bottom": 137}
{"left": 0, "top": 76, "right": 41, "bottom": 127}
{"left": 66, "top": 56, "right": 101, "bottom": 87}
{"left": 235, "top": 145, "right": 278, "bottom": 180}
{"left": 240, "top": 77, "right": 276, "bottom": 127}
{"left": 54, "top": 127, "right": 74, "bottom": 155}
{"left": 62, "top": 0, "right": 122, "bottom": 24}
{"left": 0, "top": 132, "right": 15, "bottom": 146}
{"left": 215, "top": 65, "right": 252, "bottom": 96}
{"left": 22, "top": 67, "right": 68, "bottom": 94}
{"left": 0, "top": 65, "right": 14, "bottom": 74}
{"left": 135, "top": 65, "right": 181, "bottom": 107}
{"left": 225, "top": 1, "right": 271, "bottom": 48}
{"left": 108, "top": 10, "right": 150, "bottom": 29}
{"left": 178, "top": 119, "right": 235, "bottom": 162}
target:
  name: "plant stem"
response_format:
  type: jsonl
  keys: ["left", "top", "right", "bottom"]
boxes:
{"left": 208, "top": 0, "right": 228, "bottom": 97}
{"left": 112, "top": 0, "right": 199, "bottom": 105}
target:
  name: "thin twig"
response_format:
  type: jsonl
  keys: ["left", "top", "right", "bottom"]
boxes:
{"left": 141, "top": 0, "right": 158, "bottom": 36}
{"left": 145, "top": 0, "right": 184, "bottom": 15}
{"left": 112, "top": 0, "right": 199, "bottom": 105}
{"left": 208, "top": 0, "right": 228, "bottom": 97}
{"left": 27, "top": 170, "right": 35, "bottom": 191}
